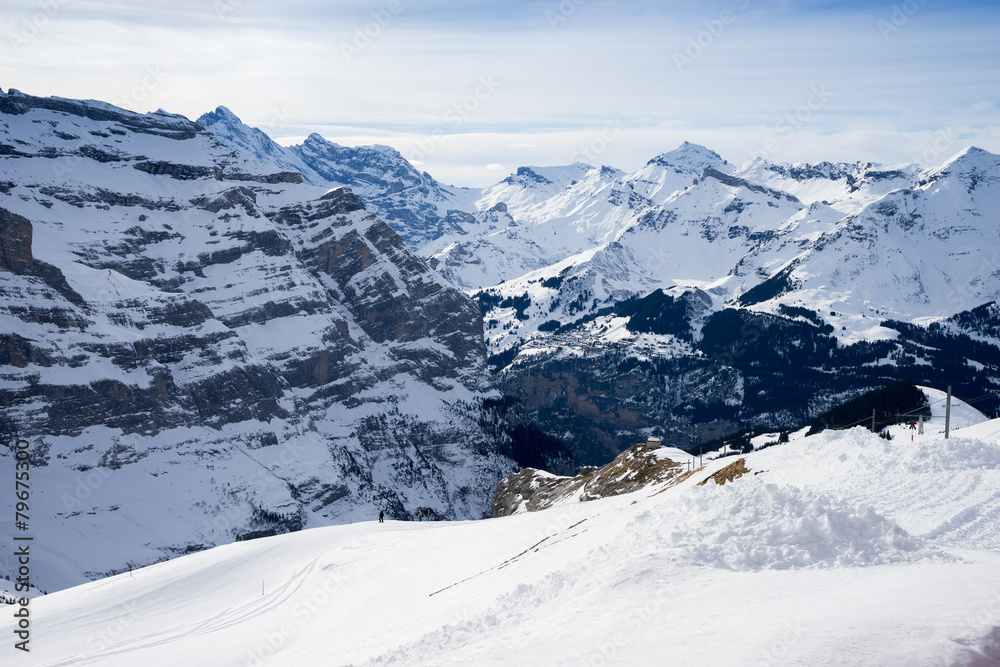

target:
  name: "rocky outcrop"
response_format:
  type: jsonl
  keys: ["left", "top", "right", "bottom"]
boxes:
{"left": 0, "top": 206, "right": 85, "bottom": 306}
{"left": 492, "top": 443, "right": 696, "bottom": 517}
{"left": 698, "top": 458, "right": 750, "bottom": 486}
{"left": 0, "top": 206, "right": 32, "bottom": 272}
{"left": 133, "top": 161, "right": 303, "bottom": 184}
{"left": 133, "top": 160, "right": 220, "bottom": 180}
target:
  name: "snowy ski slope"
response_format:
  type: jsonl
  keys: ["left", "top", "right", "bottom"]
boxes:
{"left": 8, "top": 399, "right": 1000, "bottom": 666}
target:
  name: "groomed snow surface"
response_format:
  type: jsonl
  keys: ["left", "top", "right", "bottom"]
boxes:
{"left": 8, "top": 419, "right": 1000, "bottom": 666}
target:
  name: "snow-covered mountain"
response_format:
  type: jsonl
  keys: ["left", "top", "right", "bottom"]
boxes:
{"left": 423, "top": 203, "right": 566, "bottom": 289}
{"left": 16, "top": 405, "right": 1000, "bottom": 666}
{"left": 467, "top": 146, "right": 998, "bottom": 329}
{"left": 427, "top": 147, "right": 734, "bottom": 290}
{"left": 474, "top": 164, "right": 807, "bottom": 354}
{"left": 3, "top": 85, "right": 998, "bottom": 591}
{"left": 193, "top": 108, "right": 1000, "bottom": 330}
{"left": 197, "top": 107, "right": 480, "bottom": 249}
{"left": 736, "top": 146, "right": 1000, "bottom": 320}
{"left": 622, "top": 141, "right": 735, "bottom": 203}
{"left": 0, "top": 89, "right": 516, "bottom": 592}
{"left": 452, "top": 145, "right": 1000, "bottom": 463}
{"left": 182, "top": 108, "right": 1000, "bottom": 466}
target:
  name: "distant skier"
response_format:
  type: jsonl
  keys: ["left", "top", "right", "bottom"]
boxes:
{"left": 379, "top": 510, "right": 384, "bottom": 523}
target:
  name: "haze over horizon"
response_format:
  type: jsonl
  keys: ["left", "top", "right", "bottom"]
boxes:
{"left": 3, "top": 0, "right": 998, "bottom": 186}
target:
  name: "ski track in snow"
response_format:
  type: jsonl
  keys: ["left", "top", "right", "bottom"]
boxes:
{"left": 56, "top": 559, "right": 319, "bottom": 666}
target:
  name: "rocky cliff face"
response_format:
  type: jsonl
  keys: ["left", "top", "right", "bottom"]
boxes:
{"left": 0, "top": 90, "right": 514, "bottom": 592}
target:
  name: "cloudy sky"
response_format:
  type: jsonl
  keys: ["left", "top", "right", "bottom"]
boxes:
{"left": 3, "top": 0, "right": 998, "bottom": 186}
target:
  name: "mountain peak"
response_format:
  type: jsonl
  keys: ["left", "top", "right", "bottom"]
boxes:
{"left": 499, "top": 163, "right": 596, "bottom": 188}
{"left": 923, "top": 145, "right": 999, "bottom": 192}
{"left": 296, "top": 136, "right": 410, "bottom": 167}
{"left": 648, "top": 142, "right": 729, "bottom": 173}
{"left": 927, "top": 145, "right": 998, "bottom": 175}
{"left": 940, "top": 145, "right": 995, "bottom": 167}
{"left": 214, "top": 105, "right": 239, "bottom": 119}
{"left": 957, "top": 145, "right": 988, "bottom": 156}
{"left": 197, "top": 105, "right": 244, "bottom": 128}
{"left": 509, "top": 166, "right": 552, "bottom": 185}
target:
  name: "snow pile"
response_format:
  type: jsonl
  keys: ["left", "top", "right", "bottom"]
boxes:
{"left": 749, "top": 424, "right": 1000, "bottom": 552}
{"left": 628, "top": 478, "right": 943, "bottom": 571}
{"left": 905, "top": 436, "right": 1000, "bottom": 473}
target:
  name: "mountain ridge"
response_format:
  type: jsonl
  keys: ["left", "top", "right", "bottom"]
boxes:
{"left": 0, "top": 90, "right": 518, "bottom": 593}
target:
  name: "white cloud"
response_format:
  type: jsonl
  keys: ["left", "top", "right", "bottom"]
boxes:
{"left": 2, "top": 1, "right": 997, "bottom": 186}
